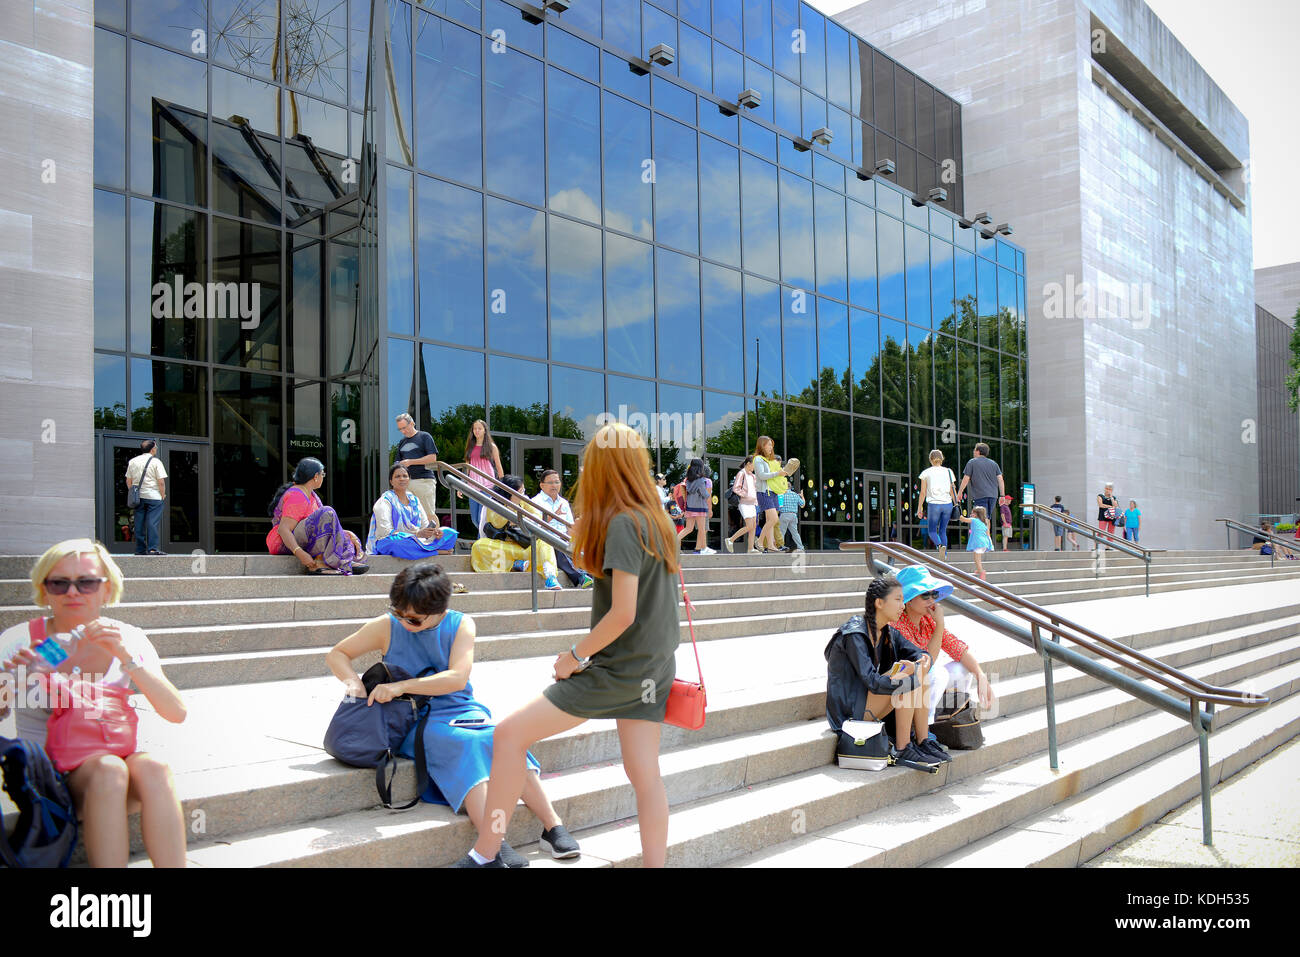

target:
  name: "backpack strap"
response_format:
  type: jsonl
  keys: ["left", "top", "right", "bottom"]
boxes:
{"left": 374, "top": 665, "right": 440, "bottom": 811}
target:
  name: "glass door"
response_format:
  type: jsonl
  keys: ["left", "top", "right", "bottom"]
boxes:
{"left": 99, "top": 437, "right": 211, "bottom": 554}
{"left": 716, "top": 456, "right": 747, "bottom": 546}
{"left": 856, "top": 471, "right": 904, "bottom": 543}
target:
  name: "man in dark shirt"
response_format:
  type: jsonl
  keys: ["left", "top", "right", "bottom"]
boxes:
{"left": 956, "top": 442, "right": 1005, "bottom": 521}
{"left": 395, "top": 413, "right": 439, "bottom": 525}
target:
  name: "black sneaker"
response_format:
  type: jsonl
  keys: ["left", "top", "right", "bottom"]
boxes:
{"left": 539, "top": 824, "right": 581, "bottom": 859}
{"left": 350, "top": 562, "right": 370, "bottom": 575}
{"left": 894, "top": 742, "right": 941, "bottom": 772}
{"left": 451, "top": 853, "right": 506, "bottom": 868}
{"left": 918, "top": 737, "right": 953, "bottom": 763}
{"left": 496, "top": 840, "right": 529, "bottom": 868}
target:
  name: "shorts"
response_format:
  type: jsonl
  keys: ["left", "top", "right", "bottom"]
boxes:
{"left": 757, "top": 490, "right": 779, "bottom": 512}
{"left": 738, "top": 503, "right": 757, "bottom": 519}
{"left": 683, "top": 508, "right": 708, "bottom": 516}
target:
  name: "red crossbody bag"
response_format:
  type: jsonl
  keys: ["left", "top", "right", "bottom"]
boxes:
{"left": 664, "top": 570, "right": 707, "bottom": 730}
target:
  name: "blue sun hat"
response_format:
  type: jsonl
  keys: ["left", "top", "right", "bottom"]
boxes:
{"left": 896, "top": 564, "right": 954, "bottom": 604}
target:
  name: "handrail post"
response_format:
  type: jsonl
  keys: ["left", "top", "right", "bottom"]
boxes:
{"left": 1145, "top": 556, "right": 1150, "bottom": 598}
{"left": 1198, "top": 699, "right": 1214, "bottom": 846}
{"left": 529, "top": 536, "right": 538, "bottom": 613}
{"left": 1033, "top": 622, "right": 1059, "bottom": 772}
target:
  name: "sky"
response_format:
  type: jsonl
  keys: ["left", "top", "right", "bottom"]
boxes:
{"left": 808, "top": 0, "right": 1300, "bottom": 270}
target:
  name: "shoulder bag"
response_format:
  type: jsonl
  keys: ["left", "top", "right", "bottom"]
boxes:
{"left": 127, "top": 452, "right": 154, "bottom": 509}
{"left": 664, "top": 570, "right": 707, "bottom": 730}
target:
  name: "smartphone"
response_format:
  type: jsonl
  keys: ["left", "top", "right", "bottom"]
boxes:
{"left": 449, "top": 716, "right": 489, "bottom": 727}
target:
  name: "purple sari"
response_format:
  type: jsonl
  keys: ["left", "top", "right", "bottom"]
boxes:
{"left": 269, "top": 487, "right": 359, "bottom": 573}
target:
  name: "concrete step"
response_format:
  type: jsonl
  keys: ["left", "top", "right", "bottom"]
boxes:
{"left": 123, "top": 619, "right": 1300, "bottom": 866}
{"left": 726, "top": 669, "right": 1300, "bottom": 869}
{"left": 534, "top": 656, "right": 1300, "bottom": 869}
{"left": 928, "top": 693, "right": 1300, "bottom": 868}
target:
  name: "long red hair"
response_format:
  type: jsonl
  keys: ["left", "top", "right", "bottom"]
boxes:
{"left": 571, "top": 423, "right": 680, "bottom": 577}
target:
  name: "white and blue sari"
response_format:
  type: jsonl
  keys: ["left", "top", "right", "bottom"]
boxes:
{"left": 365, "top": 489, "right": 458, "bottom": 559}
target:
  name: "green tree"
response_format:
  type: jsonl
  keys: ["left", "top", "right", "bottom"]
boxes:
{"left": 1287, "top": 305, "right": 1300, "bottom": 413}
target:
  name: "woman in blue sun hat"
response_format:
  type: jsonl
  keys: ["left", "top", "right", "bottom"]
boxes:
{"left": 890, "top": 564, "right": 996, "bottom": 720}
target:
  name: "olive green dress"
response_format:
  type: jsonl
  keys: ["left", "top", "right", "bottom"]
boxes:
{"left": 543, "top": 512, "right": 680, "bottom": 721}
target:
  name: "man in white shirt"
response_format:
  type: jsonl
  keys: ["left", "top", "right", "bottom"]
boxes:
{"left": 125, "top": 439, "right": 168, "bottom": 555}
{"left": 531, "top": 469, "right": 592, "bottom": 589}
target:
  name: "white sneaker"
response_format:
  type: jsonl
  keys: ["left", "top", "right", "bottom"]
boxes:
{"left": 724, "top": 539, "right": 734, "bottom": 553}
{"left": 698, "top": 547, "right": 717, "bottom": 555}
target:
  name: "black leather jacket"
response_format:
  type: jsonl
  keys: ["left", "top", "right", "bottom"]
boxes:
{"left": 824, "top": 615, "right": 925, "bottom": 732}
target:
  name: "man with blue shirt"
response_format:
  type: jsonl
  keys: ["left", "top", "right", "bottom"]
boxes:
{"left": 956, "top": 442, "right": 1005, "bottom": 521}
{"left": 531, "top": 469, "right": 593, "bottom": 589}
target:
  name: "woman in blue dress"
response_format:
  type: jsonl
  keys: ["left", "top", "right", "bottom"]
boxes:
{"left": 365, "top": 464, "right": 458, "bottom": 558}
{"left": 324, "top": 562, "right": 579, "bottom": 866}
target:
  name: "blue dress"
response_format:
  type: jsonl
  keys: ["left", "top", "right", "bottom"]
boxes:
{"left": 966, "top": 517, "right": 993, "bottom": 553}
{"left": 382, "top": 611, "right": 539, "bottom": 811}
{"left": 365, "top": 490, "right": 458, "bottom": 558}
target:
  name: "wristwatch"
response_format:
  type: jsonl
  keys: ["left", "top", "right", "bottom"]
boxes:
{"left": 569, "top": 644, "right": 592, "bottom": 672}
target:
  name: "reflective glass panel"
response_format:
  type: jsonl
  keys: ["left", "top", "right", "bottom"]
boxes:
{"left": 743, "top": 275, "right": 781, "bottom": 398}
{"left": 954, "top": 249, "right": 976, "bottom": 340}
{"left": 799, "top": 3, "right": 826, "bottom": 96}
{"left": 416, "top": 13, "right": 482, "bottom": 187}
{"left": 976, "top": 256, "right": 997, "bottom": 348}
{"left": 386, "top": 2, "right": 414, "bottom": 164}
{"left": 94, "top": 354, "right": 127, "bottom": 431}
{"left": 604, "top": 0, "right": 641, "bottom": 55}
{"left": 854, "top": 414, "right": 880, "bottom": 471}
{"left": 551, "top": 365, "right": 605, "bottom": 440}
{"left": 909, "top": 327, "right": 932, "bottom": 423}
{"left": 933, "top": 333, "right": 956, "bottom": 432}
{"left": 212, "top": 369, "right": 280, "bottom": 516}
{"left": 131, "top": 0, "right": 207, "bottom": 51}
{"left": 653, "top": 114, "right": 699, "bottom": 254}
{"left": 743, "top": 0, "right": 772, "bottom": 65}
{"left": 711, "top": 40, "right": 742, "bottom": 100}
{"left": 847, "top": 199, "right": 877, "bottom": 310}
{"left": 327, "top": 236, "right": 360, "bottom": 375}
{"left": 712, "top": 0, "right": 742, "bottom": 48}
{"left": 979, "top": 349, "right": 999, "bottom": 436}
{"left": 386, "top": 167, "right": 415, "bottom": 335}
{"left": 904, "top": 225, "right": 930, "bottom": 327}
{"left": 782, "top": 287, "right": 816, "bottom": 403}
{"left": 484, "top": 41, "right": 544, "bottom": 206}
{"left": 699, "top": 137, "right": 742, "bottom": 267}
{"left": 489, "top": 354, "right": 547, "bottom": 435}
{"left": 387, "top": 339, "right": 415, "bottom": 444}
{"left": 701, "top": 263, "right": 744, "bottom": 394}
{"left": 879, "top": 317, "right": 906, "bottom": 421}
{"left": 814, "top": 185, "right": 847, "bottom": 301}
{"left": 288, "top": 380, "right": 325, "bottom": 465}
{"left": 652, "top": 75, "right": 694, "bottom": 122}
{"left": 740, "top": 153, "right": 779, "bottom": 278}
{"left": 957, "top": 339, "right": 978, "bottom": 433}
{"left": 876, "top": 212, "right": 905, "bottom": 319}
{"left": 131, "top": 358, "right": 208, "bottom": 437}
{"left": 419, "top": 342, "right": 486, "bottom": 461}
{"left": 774, "top": 75, "right": 801, "bottom": 137}
{"left": 605, "top": 233, "right": 655, "bottom": 374}
{"left": 704, "top": 391, "right": 746, "bottom": 456}
{"left": 825, "top": 21, "right": 850, "bottom": 111}
{"left": 821, "top": 411, "right": 851, "bottom": 523}
{"left": 818, "top": 299, "right": 849, "bottom": 411}
{"left": 656, "top": 249, "right": 701, "bottom": 384}
{"left": 212, "top": 217, "right": 281, "bottom": 371}
{"left": 850, "top": 308, "right": 878, "bottom": 417}
{"left": 772, "top": 0, "right": 799, "bottom": 81}
{"left": 288, "top": 237, "right": 322, "bottom": 377}
{"left": 95, "top": 29, "right": 126, "bottom": 190}
{"left": 680, "top": 0, "right": 709, "bottom": 31}
{"left": 742, "top": 59, "right": 774, "bottom": 124}
{"left": 643, "top": 4, "right": 678, "bottom": 75}
{"left": 486, "top": 197, "right": 547, "bottom": 357}
{"left": 547, "top": 67, "right": 601, "bottom": 223}
{"left": 547, "top": 24, "right": 599, "bottom": 78}
{"left": 129, "top": 40, "right": 207, "bottom": 206}
{"left": 418, "top": 174, "right": 484, "bottom": 347}
{"left": 486, "top": 0, "right": 543, "bottom": 54}
{"left": 95, "top": 190, "right": 127, "bottom": 351}
{"left": 779, "top": 170, "right": 814, "bottom": 290}
{"left": 602, "top": 51, "right": 649, "bottom": 101}
{"left": 931, "top": 238, "right": 956, "bottom": 336}
{"left": 679, "top": 23, "right": 712, "bottom": 92}
{"left": 607, "top": 374, "right": 655, "bottom": 446}
{"left": 549, "top": 216, "right": 605, "bottom": 369}
{"left": 603, "top": 92, "right": 653, "bottom": 238}
{"left": 129, "top": 198, "right": 207, "bottom": 361}
{"left": 656, "top": 384, "right": 703, "bottom": 472}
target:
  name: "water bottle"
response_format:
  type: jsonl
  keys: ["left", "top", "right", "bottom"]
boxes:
{"left": 31, "top": 624, "right": 85, "bottom": 669}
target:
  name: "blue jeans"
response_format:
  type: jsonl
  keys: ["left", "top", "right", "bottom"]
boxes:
{"left": 469, "top": 499, "right": 484, "bottom": 531}
{"left": 1123, "top": 527, "right": 1139, "bottom": 543}
{"left": 926, "top": 502, "right": 954, "bottom": 548}
{"left": 973, "top": 497, "right": 996, "bottom": 523}
{"left": 134, "top": 499, "right": 164, "bottom": 553}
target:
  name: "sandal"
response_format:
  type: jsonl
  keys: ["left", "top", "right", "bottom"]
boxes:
{"left": 452, "top": 582, "right": 469, "bottom": 595}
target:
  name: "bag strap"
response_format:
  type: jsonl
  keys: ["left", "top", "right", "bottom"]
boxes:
{"left": 374, "top": 664, "right": 441, "bottom": 810}
{"left": 676, "top": 570, "right": 705, "bottom": 692}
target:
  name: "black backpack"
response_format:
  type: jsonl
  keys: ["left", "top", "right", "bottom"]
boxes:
{"left": 0, "top": 736, "right": 78, "bottom": 867}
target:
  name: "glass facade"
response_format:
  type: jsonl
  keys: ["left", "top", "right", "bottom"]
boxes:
{"left": 93, "top": 0, "right": 1026, "bottom": 551}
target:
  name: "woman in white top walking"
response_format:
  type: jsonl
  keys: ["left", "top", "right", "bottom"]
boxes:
{"left": 917, "top": 450, "right": 958, "bottom": 560}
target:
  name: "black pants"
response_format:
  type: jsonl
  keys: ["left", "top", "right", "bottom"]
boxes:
{"left": 556, "top": 550, "right": 584, "bottom": 586}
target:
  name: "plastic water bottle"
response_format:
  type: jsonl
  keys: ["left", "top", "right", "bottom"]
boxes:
{"left": 31, "top": 624, "right": 86, "bottom": 669}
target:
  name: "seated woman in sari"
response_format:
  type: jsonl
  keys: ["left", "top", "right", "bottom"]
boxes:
{"left": 469, "top": 475, "right": 563, "bottom": 590}
{"left": 266, "top": 457, "right": 368, "bottom": 575}
{"left": 366, "top": 465, "right": 459, "bottom": 559}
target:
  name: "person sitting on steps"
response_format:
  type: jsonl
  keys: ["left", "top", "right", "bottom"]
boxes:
{"left": 823, "top": 575, "right": 947, "bottom": 770}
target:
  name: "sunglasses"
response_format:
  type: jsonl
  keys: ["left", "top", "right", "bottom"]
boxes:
{"left": 44, "top": 577, "right": 107, "bottom": 595}
{"left": 388, "top": 606, "right": 431, "bottom": 627}
{"left": 919, "top": 591, "right": 939, "bottom": 601}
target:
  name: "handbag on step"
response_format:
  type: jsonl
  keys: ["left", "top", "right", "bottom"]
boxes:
{"left": 664, "top": 570, "right": 707, "bottom": 730}
{"left": 931, "top": 690, "right": 983, "bottom": 750}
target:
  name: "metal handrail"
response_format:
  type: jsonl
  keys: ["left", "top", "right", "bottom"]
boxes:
{"left": 839, "top": 538, "right": 1269, "bottom": 845}
{"left": 450, "top": 461, "right": 574, "bottom": 532}
{"left": 1216, "top": 518, "right": 1298, "bottom": 569}
{"left": 434, "top": 462, "right": 574, "bottom": 613}
{"left": 1028, "top": 503, "right": 1154, "bottom": 595}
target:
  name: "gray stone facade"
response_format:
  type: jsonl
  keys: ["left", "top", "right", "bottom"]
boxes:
{"left": 1255, "top": 304, "right": 1299, "bottom": 516}
{"left": 1256, "top": 263, "right": 1300, "bottom": 329}
{"left": 837, "top": 0, "right": 1258, "bottom": 546}
{"left": 0, "top": 1, "right": 96, "bottom": 553}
